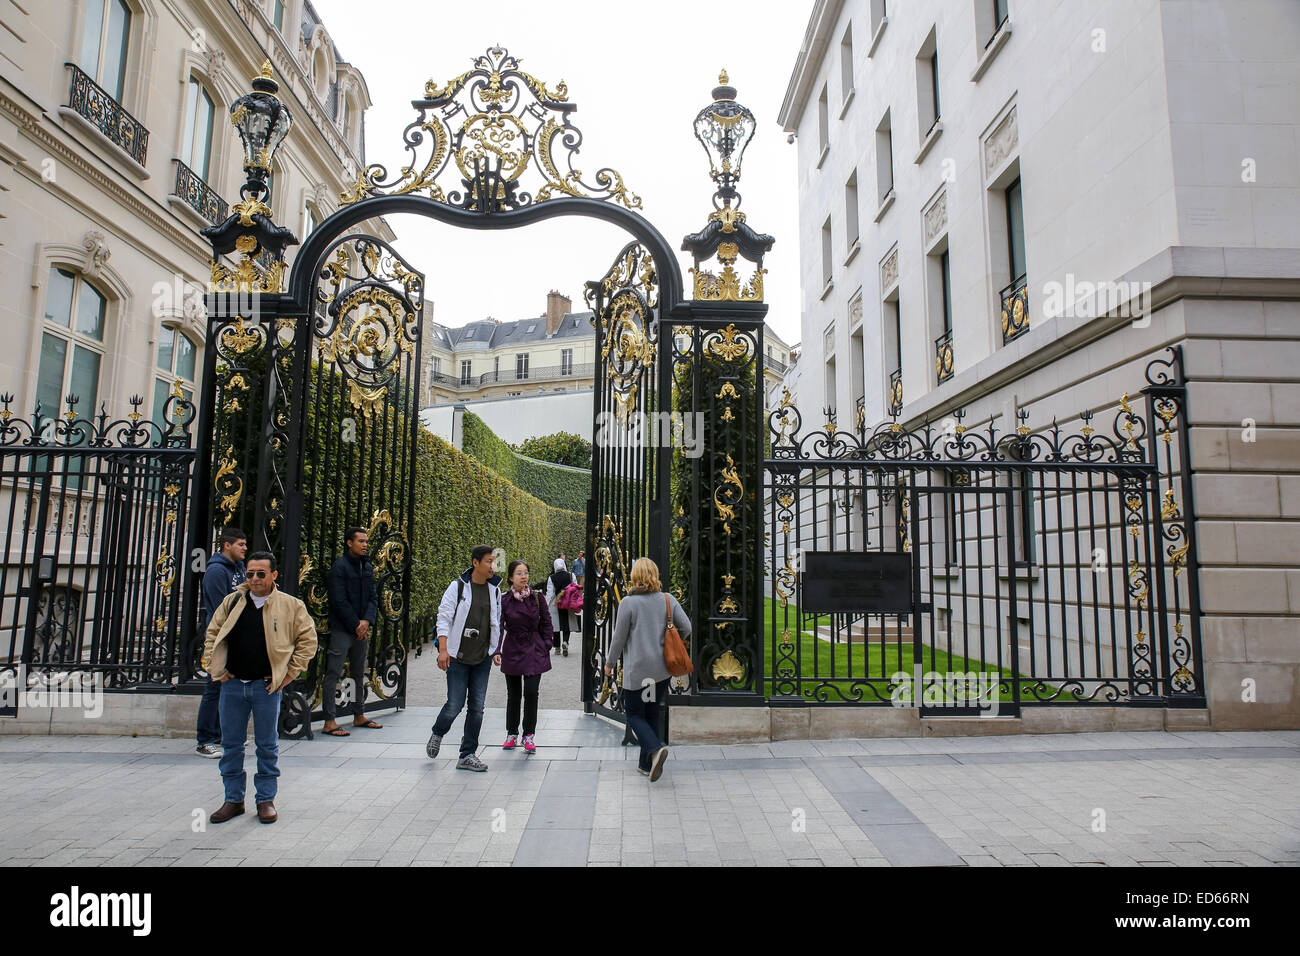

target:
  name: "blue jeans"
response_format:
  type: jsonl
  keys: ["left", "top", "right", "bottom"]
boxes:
{"left": 217, "top": 678, "right": 282, "bottom": 804}
{"left": 623, "top": 679, "right": 670, "bottom": 771}
{"left": 196, "top": 676, "right": 222, "bottom": 745}
{"left": 431, "top": 657, "right": 492, "bottom": 759}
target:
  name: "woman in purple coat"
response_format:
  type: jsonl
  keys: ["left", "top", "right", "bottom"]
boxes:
{"left": 493, "top": 559, "right": 553, "bottom": 753}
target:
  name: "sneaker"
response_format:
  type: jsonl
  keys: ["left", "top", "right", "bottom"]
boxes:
{"left": 195, "top": 743, "right": 222, "bottom": 758}
{"left": 562, "top": 643, "right": 569, "bottom": 657}
{"left": 649, "top": 746, "right": 669, "bottom": 782}
{"left": 522, "top": 734, "right": 536, "bottom": 754}
{"left": 426, "top": 732, "right": 443, "bottom": 759}
{"left": 456, "top": 754, "right": 488, "bottom": 772}
{"left": 637, "top": 766, "right": 650, "bottom": 777}
{"left": 502, "top": 735, "right": 517, "bottom": 750}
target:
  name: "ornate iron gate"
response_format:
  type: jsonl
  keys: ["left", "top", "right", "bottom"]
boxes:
{"left": 763, "top": 349, "right": 1203, "bottom": 712}
{"left": 582, "top": 241, "right": 671, "bottom": 725}
{"left": 1, "top": 390, "right": 196, "bottom": 711}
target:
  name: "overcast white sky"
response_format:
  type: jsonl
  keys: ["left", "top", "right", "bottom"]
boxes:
{"left": 307, "top": 0, "right": 812, "bottom": 346}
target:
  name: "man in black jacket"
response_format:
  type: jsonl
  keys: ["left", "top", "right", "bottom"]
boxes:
{"left": 322, "top": 527, "right": 382, "bottom": 735}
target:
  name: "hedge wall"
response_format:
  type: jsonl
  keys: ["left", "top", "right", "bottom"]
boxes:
{"left": 411, "top": 427, "right": 585, "bottom": 621}
{"left": 460, "top": 411, "right": 592, "bottom": 513}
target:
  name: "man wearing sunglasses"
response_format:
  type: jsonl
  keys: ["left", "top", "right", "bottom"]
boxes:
{"left": 201, "top": 551, "right": 318, "bottom": 825}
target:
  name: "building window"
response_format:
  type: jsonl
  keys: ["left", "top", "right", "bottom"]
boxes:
{"left": 883, "top": 295, "right": 902, "bottom": 415}
{"left": 432, "top": 356, "right": 441, "bottom": 379}
{"left": 840, "top": 25, "right": 854, "bottom": 104}
{"left": 152, "top": 326, "right": 197, "bottom": 424}
{"left": 870, "top": 0, "right": 887, "bottom": 37}
{"left": 460, "top": 360, "right": 472, "bottom": 385}
{"left": 180, "top": 76, "right": 216, "bottom": 181}
{"left": 844, "top": 173, "right": 861, "bottom": 255}
{"left": 875, "top": 109, "right": 893, "bottom": 204}
{"left": 271, "top": 0, "right": 285, "bottom": 31}
{"left": 995, "top": 0, "right": 1010, "bottom": 32}
{"left": 917, "top": 29, "right": 941, "bottom": 138}
{"left": 79, "top": 0, "right": 132, "bottom": 102}
{"left": 304, "top": 205, "right": 319, "bottom": 239}
{"left": 37, "top": 267, "right": 106, "bottom": 420}
{"left": 561, "top": 348, "right": 573, "bottom": 375}
{"left": 821, "top": 216, "right": 833, "bottom": 290}
{"left": 817, "top": 85, "right": 829, "bottom": 159}
{"left": 932, "top": 248, "right": 954, "bottom": 383}
{"left": 1006, "top": 177, "right": 1026, "bottom": 283}
{"left": 515, "top": 353, "right": 529, "bottom": 380}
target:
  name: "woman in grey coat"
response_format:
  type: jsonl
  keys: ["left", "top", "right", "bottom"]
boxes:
{"left": 604, "top": 557, "right": 691, "bottom": 781}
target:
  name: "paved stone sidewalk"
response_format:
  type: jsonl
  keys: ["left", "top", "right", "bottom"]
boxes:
{"left": 0, "top": 707, "right": 1296, "bottom": 866}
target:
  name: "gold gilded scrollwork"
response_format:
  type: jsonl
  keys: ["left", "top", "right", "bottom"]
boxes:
{"left": 214, "top": 445, "right": 242, "bottom": 524}
{"left": 713, "top": 454, "right": 744, "bottom": 535}
{"left": 343, "top": 47, "right": 638, "bottom": 212}
{"left": 707, "top": 324, "right": 750, "bottom": 362}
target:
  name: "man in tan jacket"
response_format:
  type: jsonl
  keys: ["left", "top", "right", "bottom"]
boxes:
{"left": 202, "top": 550, "right": 317, "bottom": 824}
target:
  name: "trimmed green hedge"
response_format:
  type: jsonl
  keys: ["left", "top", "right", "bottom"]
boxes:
{"left": 461, "top": 411, "right": 591, "bottom": 513}
{"left": 411, "top": 427, "right": 584, "bottom": 622}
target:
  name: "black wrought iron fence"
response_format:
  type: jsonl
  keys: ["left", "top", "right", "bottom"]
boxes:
{"left": 762, "top": 348, "right": 1202, "bottom": 712}
{"left": 0, "top": 389, "right": 196, "bottom": 694}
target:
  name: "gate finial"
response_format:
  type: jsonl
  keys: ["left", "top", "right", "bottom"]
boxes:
{"left": 683, "top": 72, "right": 773, "bottom": 302}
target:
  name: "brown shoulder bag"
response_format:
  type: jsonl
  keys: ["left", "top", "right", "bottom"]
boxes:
{"left": 662, "top": 593, "right": 693, "bottom": 677}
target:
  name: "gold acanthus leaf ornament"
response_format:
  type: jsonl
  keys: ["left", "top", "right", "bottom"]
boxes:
{"left": 712, "top": 649, "right": 744, "bottom": 683}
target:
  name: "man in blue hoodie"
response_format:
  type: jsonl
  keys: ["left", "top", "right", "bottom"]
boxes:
{"left": 196, "top": 527, "right": 247, "bottom": 757}
{"left": 322, "top": 527, "right": 381, "bottom": 735}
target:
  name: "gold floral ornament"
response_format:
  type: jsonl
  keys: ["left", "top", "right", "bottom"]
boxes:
{"left": 712, "top": 649, "right": 744, "bottom": 683}
{"left": 340, "top": 46, "right": 640, "bottom": 213}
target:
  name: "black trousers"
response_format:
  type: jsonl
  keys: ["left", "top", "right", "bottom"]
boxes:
{"left": 552, "top": 609, "right": 570, "bottom": 649}
{"left": 504, "top": 673, "right": 542, "bottom": 736}
{"left": 322, "top": 628, "right": 368, "bottom": 719}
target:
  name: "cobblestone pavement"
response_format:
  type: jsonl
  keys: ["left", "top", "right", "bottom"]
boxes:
{"left": 0, "top": 708, "right": 1296, "bottom": 866}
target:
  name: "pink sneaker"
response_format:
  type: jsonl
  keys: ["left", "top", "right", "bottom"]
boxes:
{"left": 522, "top": 734, "right": 536, "bottom": 754}
{"left": 502, "top": 735, "right": 517, "bottom": 750}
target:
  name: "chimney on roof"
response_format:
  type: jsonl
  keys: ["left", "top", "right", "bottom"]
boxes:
{"left": 545, "top": 289, "right": 571, "bottom": 336}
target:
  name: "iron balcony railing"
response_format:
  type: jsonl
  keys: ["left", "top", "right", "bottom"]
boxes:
{"left": 171, "top": 158, "right": 229, "bottom": 223}
{"left": 431, "top": 362, "right": 595, "bottom": 390}
{"left": 65, "top": 63, "right": 149, "bottom": 167}
{"left": 935, "top": 328, "right": 954, "bottom": 383}
{"left": 887, "top": 366, "right": 903, "bottom": 417}
{"left": 1001, "top": 273, "right": 1029, "bottom": 344}
{"left": 765, "top": 354, "right": 787, "bottom": 374}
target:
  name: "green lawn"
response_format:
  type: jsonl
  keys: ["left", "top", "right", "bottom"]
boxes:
{"left": 758, "top": 601, "right": 1061, "bottom": 704}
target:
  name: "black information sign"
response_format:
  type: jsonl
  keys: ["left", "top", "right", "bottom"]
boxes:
{"left": 800, "top": 551, "right": 914, "bottom": 614}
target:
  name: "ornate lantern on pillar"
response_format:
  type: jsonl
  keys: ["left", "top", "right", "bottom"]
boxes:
{"left": 681, "top": 70, "right": 773, "bottom": 301}
{"left": 202, "top": 61, "right": 298, "bottom": 293}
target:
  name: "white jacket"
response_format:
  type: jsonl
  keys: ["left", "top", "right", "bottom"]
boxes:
{"left": 436, "top": 569, "right": 503, "bottom": 659}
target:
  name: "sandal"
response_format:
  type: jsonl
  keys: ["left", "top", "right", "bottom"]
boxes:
{"left": 321, "top": 725, "right": 351, "bottom": 736}
{"left": 353, "top": 718, "right": 383, "bottom": 729}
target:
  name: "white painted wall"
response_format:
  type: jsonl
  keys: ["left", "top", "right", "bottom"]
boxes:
{"left": 419, "top": 389, "right": 595, "bottom": 446}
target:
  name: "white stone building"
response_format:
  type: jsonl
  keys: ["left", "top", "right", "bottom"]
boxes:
{"left": 0, "top": 0, "right": 390, "bottom": 423}
{"left": 778, "top": 0, "right": 1300, "bottom": 728}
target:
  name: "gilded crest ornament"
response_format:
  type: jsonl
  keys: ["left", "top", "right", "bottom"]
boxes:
{"left": 340, "top": 46, "right": 640, "bottom": 214}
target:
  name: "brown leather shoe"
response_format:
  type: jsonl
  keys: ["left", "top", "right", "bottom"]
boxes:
{"left": 256, "top": 801, "right": 277, "bottom": 824}
{"left": 209, "top": 801, "right": 245, "bottom": 824}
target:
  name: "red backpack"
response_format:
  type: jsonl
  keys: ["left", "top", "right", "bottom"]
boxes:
{"left": 558, "top": 581, "right": 584, "bottom": 611}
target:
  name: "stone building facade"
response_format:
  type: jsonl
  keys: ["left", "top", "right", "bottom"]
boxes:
{"left": 778, "top": 0, "right": 1300, "bottom": 729}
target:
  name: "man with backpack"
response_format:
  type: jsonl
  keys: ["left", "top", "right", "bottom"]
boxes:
{"left": 426, "top": 545, "right": 503, "bottom": 772}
